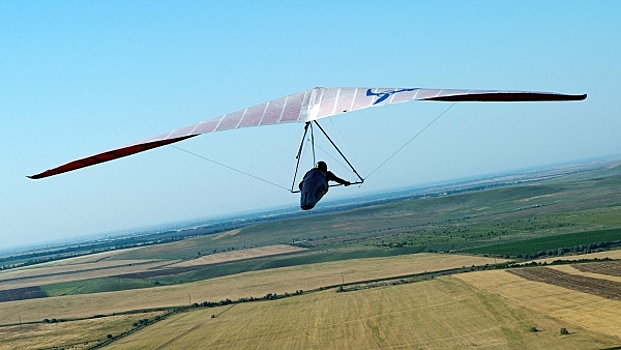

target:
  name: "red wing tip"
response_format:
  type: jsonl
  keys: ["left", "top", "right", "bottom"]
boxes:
{"left": 27, "top": 135, "right": 199, "bottom": 180}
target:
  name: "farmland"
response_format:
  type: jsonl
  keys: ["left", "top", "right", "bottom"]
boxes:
{"left": 462, "top": 227, "right": 621, "bottom": 258}
{"left": 12, "top": 161, "right": 617, "bottom": 300}
{"left": 0, "top": 312, "right": 164, "bottom": 350}
{"left": 573, "top": 260, "right": 621, "bottom": 277}
{"left": 1, "top": 162, "right": 621, "bottom": 349}
{"left": 508, "top": 266, "right": 621, "bottom": 300}
{"left": 0, "top": 260, "right": 172, "bottom": 292}
{"left": 106, "top": 276, "right": 621, "bottom": 350}
{"left": 455, "top": 269, "right": 621, "bottom": 340}
{"left": 0, "top": 253, "right": 503, "bottom": 325}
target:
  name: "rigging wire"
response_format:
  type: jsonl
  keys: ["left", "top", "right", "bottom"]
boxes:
{"left": 365, "top": 103, "right": 457, "bottom": 180}
{"left": 310, "top": 122, "right": 316, "bottom": 165}
{"left": 172, "top": 103, "right": 455, "bottom": 193}
{"left": 328, "top": 116, "right": 352, "bottom": 160}
{"left": 171, "top": 145, "right": 291, "bottom": 192}
{"left": 314, "top": 143, "right": 350, "bottom": 172}
{"left": 300, "top": 119, "right": 355, "bottom": 176}
{"left": 291, "top": 123, "right": 311, "bottom": 191}
{"left": 313, "top": 121, "right": 365, "bottom": 183}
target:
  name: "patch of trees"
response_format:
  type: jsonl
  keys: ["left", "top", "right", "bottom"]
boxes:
{"left": 0, "top": 253, "right": 90, "bottom": 271}
{"left": 513, "top": 240, "right": 621, "bottom": 260}
{"left": 200, "top": 299, "right": 232, "bottom": 307}
{"left": 132, "top": 318, "right": 150, "bottom": 327}
{"left": 196, "top": 290, "right": 305, "bottom": 309}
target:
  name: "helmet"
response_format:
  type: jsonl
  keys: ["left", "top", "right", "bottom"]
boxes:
{"left": 317, "top": 161, "right": 327, "bottom": 171}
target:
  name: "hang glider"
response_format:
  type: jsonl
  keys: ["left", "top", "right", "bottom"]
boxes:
{"left": 29, "top": 87, "right": 586, "bottom": 180}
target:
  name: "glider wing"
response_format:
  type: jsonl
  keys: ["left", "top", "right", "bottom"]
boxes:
{"left": 29, "top": 87, "right": 586, "bottom": 179}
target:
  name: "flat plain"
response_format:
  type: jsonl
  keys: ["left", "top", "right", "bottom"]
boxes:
{"left": 0, "top": 260, "right": 173, "bottom": 291}
{"left": 0, "top": 312, "right": 163, "bottom": 350}
{"left": 0, "top": 253, "right": 502, "bottom": 326}
{"left": 2, "top": 162, "right": 621, "bottom": 349}
{"left": 456, "top": 269, "right": 621, "bottom": 340}
{"left": 106, "top": 275, "right": 621, "bottom": 350}
{"left": 168, "top": 244, "right": 307, "bottom": 267}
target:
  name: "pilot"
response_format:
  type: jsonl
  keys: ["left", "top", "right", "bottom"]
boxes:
{"left": 299, "top": 161, "right": 351, "bottom": 210}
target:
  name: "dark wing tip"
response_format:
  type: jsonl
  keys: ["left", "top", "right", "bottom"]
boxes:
{"left": 426, "top": 91, "right": 588, "bottom": 102}
{"left": 28, "top": 171, "right": 52, "bottom": 180}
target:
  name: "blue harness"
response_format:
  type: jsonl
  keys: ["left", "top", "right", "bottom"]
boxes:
{"left": 299, "top": 169, "right": 328, "bottom": 210}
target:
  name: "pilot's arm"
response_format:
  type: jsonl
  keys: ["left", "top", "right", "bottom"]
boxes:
{"left": 327, "top": 171, "right": 351, "bottom": 186}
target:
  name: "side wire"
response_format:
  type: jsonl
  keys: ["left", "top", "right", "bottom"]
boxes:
{"left": 172, "top": 103, "right": 455, "bottom": 192}
{"left": 365, "top": 103, "right": 457, "bottom": 180}
{"left": 328, "top": 116, "right": 352, "bottom": 160}
{"left": 314, "top": 143, "right": 350, "bottom": 172}
{"left": 171, "top": 145, "right": 291, "bottom": 192}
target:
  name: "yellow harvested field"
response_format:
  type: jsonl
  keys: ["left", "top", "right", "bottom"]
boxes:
{"left": 0, "top": 260, "right": 175, "bottom": 291}
{"left": 210, "top": 228, "right": 240, "bottom": 239}
{"left": 115, "top": 238, "right": 200, "bottom": 256}
{"left": 28, "top": 248, "right": 141, "bottom": 267}
{"left": 534, "top": 249, "right": 621, "bottom": 264}
{"left": 0, "top": 312, "right": 162, "bottom": 350}
{"left": 455, "top": 269, "right": 621, "bottom": 339}
{"left": 0, "top": 253, "right": 503, "bottom": 325}
{"left": 169, "top": 244, "right": 307, "bottom": 267}
{"left": 105, "top": 277, "right": 620, "bottom": 350}
{"left": 0, "top": 259, "right": 168, "bottom": 281}
{"left": 516, "top": 193, "right": 556, "bottom": 202}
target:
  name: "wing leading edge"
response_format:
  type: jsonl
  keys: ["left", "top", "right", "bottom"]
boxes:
{"left": 29, "top": 87, "right": 586, "bottom": 179}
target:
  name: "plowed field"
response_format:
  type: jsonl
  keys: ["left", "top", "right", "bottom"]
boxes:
{"left": 508, "top": 267, "right": 621, "bottom": 300}
{"left": 0, "top": 286, "right": 46, "bottom": 302}
{"left": 573, "top": 260, "right": 621, "bottom": 277}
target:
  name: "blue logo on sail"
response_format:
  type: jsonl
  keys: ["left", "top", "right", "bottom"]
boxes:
{"left": 366, "top": 88, "right": 418, "bottom": 105}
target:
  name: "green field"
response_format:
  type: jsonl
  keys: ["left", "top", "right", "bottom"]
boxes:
{"left": 41, "top": 277, "right": 157, "bottom": 297}
{"left": 463, "top": 227, "right": 621, "bottom": 258}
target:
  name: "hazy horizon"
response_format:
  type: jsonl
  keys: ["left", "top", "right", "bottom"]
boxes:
{"left": 3, "top": 154, "right": 618, "bottom": 255}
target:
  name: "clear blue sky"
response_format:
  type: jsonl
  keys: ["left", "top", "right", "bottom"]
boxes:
{"left": 2, "top": 1, "right": 620, "bottom": 251}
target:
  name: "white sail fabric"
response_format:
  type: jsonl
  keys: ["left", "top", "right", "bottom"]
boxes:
{"left": 29, "top": 87, "right": 586, "bottom": 179}
{"left": 135, "top": 87, "right": 587, "bottom": 139}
